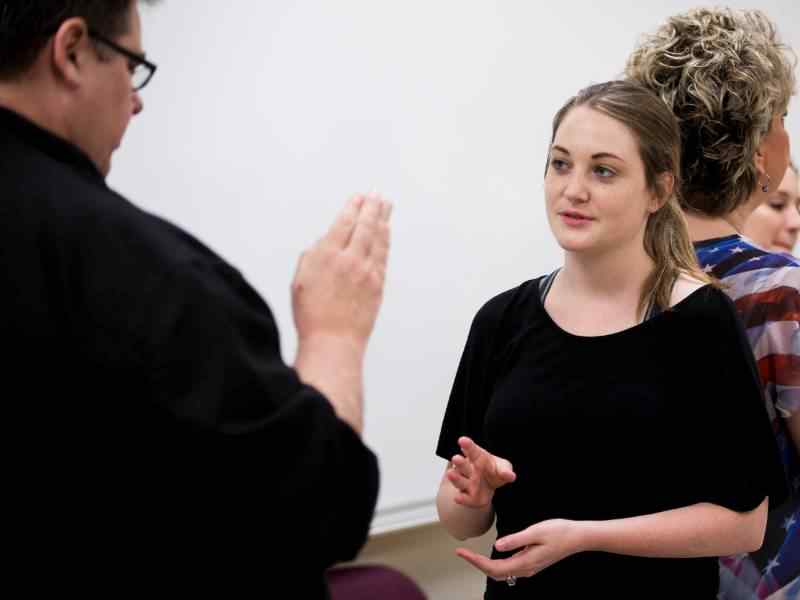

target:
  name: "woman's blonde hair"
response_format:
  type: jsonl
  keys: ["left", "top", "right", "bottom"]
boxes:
{"left": 626, "top": 8, "right": 796, "bottom": 216}
{"left": 549, "top": 81, "right": 713, "bottom": 317}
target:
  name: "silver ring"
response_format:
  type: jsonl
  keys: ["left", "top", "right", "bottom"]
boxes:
{"left": 506, "top": 575, "right": 517, "bottom": 587}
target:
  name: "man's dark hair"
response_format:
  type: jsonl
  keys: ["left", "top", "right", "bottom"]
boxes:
{"left": 0, "top": 1, "right": 155, "bottom": 80}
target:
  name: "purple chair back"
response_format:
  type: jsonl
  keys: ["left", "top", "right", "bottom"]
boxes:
{"left": 327, "top": 565, "right": 427, "bottom": 600}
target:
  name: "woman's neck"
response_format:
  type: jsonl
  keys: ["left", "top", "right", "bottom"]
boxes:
{"left": 547, "top": 243, "right": 656, "bottom": 336}
{"left": 684, "top": 193, "right": 763, "bottom": 243}
{"left": 560, "top": 242, "right": 654, "bottom": 301}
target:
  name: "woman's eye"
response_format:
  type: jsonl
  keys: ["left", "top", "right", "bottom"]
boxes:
{"left": 550, "top": 158, "right": 568, "bottom": 171}
{"left": 768, "top": 200, "right": 786, "bottom": 211}
{"left": 594, "top": 166, "right": 615, "bottom": 178}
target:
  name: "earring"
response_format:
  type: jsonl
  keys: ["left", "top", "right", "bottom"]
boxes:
{"left": 761, "top": 173, "right": 771, "bottom": 193}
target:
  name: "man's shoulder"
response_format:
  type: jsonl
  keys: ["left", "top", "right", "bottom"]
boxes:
{"left": 1, "top": 136, "right": 135, "bottom": 229}
{"left": 1, "top": 142, "right": 235, "bottom": 298}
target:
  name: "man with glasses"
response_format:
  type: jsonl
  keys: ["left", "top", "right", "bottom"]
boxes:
{"left": 89, "top": 29, "right": 157, "bottom": 92}
{"left": 0, "top": 1, "right": 392, "bottom": 594}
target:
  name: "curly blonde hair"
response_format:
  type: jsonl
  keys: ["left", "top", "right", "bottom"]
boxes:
{"left": 625, "top": 8, "right": 796, "bottom": 216}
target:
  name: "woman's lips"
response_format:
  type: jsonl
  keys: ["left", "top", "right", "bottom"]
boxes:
{"left": 559, "top": 211, "right": 594, "bottom": 227}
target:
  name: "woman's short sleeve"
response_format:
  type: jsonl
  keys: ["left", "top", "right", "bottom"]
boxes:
{"left": 435, "top": 288, "right": 517, "bottom": 462}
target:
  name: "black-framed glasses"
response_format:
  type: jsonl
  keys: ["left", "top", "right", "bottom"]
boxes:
{"left": 89, "top": 30, "right": 157, "bottom": 92}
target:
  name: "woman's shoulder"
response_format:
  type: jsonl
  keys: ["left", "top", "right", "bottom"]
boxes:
{"left": 475, "top": 278, "right": 533, "bottom": 318}
{"left": 706, "top": 237, "right": 800, "bottom": 290}
{"left": 669, "top": 274, "right": 708, "bottom": 307}
{"left": 471, "top": 276, "right": 548, "bottom": 334}
{"left": 659, "top": 284, "right": 753, "bottom": 364}
{"left": 668, "top": 278, "right": 738, "bottom": 330}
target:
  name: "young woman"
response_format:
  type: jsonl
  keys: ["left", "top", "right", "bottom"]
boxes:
{"left": 744, "top": 163, "right": 800, "bottom": 255}
{"left": 435, "top": 81, "right": 786, "bottom": 599}
{"left": 626, "top": 10, "right": 798, "bottom": 597}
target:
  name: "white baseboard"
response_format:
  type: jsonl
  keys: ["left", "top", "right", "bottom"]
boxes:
{"left": 370, "top": 498, "right": 438, "bottom": 536}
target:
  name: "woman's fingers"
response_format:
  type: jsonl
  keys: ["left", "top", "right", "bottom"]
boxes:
{"left": 456, "top": 548, "right": 522, "bottom": 581}
{"left": 446, "top": 468, "right": 470, "bottom": 491}
{"left": 451, "top": 454, "right": 473, "bottom": 478}
{"left": 492, "top": 456, "right": 517, "bottom": 485}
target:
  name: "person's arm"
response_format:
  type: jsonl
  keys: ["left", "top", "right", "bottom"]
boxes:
{"left": 435, "top": 287, "right": 523, "bottom": 540}
{"left": 292, "top": 194, "right": 392, "bottom": 434}
{"left": 575, "top": 498, "right": 768, "bottom": 557}
{"left": 762, "top": 279, "right": 800, "bottom": 459}
{"left": 436, "top": 436, "right": 515, "bottom": 540}
{"left": 437, "top": 467, "right": 495, "bottom": 541}
{"left": 127, "top": 193, "right": 391, "bottom": 570}
{"left": 294, "top": 333, "right": 366, "bottom": 432}
{"left": 768, "top": 318, "right": 800, "bottom": 456}
{"left": 457, "top": 499, "right": 768, "bottom": 581}
{"left": 746, "top": 270, "right": 800, "bottom": 460}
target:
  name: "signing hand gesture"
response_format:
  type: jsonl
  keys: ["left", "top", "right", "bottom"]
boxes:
{"left": 447, "top": 436, "right": 516, "bottom": 509}
{"left": 457, "top": 518, "right": 583, "bottom": 583}
{"left": 292, "top": 193, "right": 392, "bottom": 347}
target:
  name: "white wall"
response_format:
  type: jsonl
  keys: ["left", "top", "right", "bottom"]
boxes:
{"left": 110, "top": 0, "right": 800, "bottom": 534}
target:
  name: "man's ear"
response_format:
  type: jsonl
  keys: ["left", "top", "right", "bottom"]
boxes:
{"left": 650, "top": 172, "right": 674, "bottom": 213}
{"left": 51, "top": 18, "right": 91, "bottom": 89}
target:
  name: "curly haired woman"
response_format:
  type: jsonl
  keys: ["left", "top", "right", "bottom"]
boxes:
{"left": 627, "top": 9, "right": 799, "bottom": 599}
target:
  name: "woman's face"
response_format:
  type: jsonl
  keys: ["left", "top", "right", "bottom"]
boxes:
{"left": 744, "top": 167, "right": 800, "bottom": 254}
{"left": 544, "top": 105, "right": 659, "bottom": 256}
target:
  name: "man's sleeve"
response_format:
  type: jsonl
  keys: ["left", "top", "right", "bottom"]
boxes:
{"left": 142, "top": 257, "right": 379, "bottom": 569}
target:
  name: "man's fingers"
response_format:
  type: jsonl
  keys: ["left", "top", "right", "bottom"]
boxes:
{"left": 371, "top": 217, "right": 391, "bottom": 270}
{"left": 349, "top": 195, "right": 383, "bottom": 257}
{"left": 291, "top": 249, "right": 309, "bottom": 288}
{"left": 325, "top": 195, "right": 365, "bottom": 249}
{"left": 380, "top": 198, "right": 394, "bottom": 222}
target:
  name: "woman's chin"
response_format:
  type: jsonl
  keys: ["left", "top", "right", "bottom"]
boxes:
{"left": 553, "top": 235, "right": 596, "bottom": 253}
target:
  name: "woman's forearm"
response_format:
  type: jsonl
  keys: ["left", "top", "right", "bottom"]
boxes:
{"left": 436, "top": 471, "right": 495, "bottom": 540}
{"left": 579, "top": 499, "right": 768, "bottom": 558}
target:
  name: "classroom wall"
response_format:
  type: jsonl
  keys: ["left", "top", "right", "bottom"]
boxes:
{"left": 113, "top": 0, "right": 800, "bottom": 536}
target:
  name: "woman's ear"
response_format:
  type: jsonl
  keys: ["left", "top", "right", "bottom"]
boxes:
{"left": 50, "top": 18, "right": 91, "bottom": 89}
{"left": 754, "top": 148, "right": 767, "bottom": 179}
{"left": 650, "top": 172, "right": 675, "bottom": 213}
